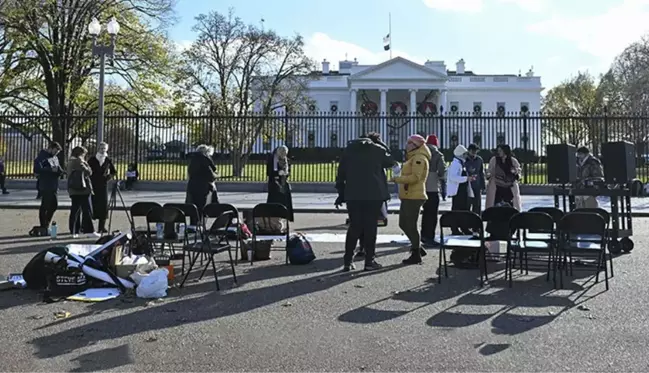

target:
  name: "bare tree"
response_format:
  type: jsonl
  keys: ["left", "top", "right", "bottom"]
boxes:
{"left": 0, "top": 0, "right": 176, "bottom": 156}
{"left": 542, "top": 71, "right": 609, "bottom": 153}
{"left": 179, "top": 9, "right": 315, "bottom": 177}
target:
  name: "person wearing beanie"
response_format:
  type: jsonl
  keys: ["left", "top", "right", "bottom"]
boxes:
{"left": 447, "top": 144, "right": 476, "bottom": 235}
{"left": 392, "top": 134, "right": 431, "bottom": 265}
{"left": 422, "top": 134, "right": 446, "bottom": 246}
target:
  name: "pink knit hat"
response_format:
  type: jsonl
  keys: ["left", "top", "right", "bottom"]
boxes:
{"left": 408, "top": 134, "right": 426, "bottom": 147}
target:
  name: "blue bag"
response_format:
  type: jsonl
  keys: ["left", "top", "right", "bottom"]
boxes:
{"left": 287, "top": 233, "right": 316, "bottom": 265}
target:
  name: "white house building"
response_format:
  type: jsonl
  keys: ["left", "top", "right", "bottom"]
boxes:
{"left": 255, "top": 56, "right": 543, "bottom": 153}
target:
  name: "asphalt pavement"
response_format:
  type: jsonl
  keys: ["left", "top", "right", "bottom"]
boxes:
{"left": 0, "top": 209, "right": 648, "bottom": 371}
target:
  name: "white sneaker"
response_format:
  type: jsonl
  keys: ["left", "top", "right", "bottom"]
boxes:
{"left": 87, "top": 232, "right": 101, "bottom": 238}
{"left": 72, "top": 234, "right": 79, "bottom": 239}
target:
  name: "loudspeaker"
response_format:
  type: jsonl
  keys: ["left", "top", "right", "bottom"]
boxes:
{"left": 546, "top": 144, "right": 577, "bottom": 184}
{"left": 601, "top": 141, "right": 636, "bottom": 184}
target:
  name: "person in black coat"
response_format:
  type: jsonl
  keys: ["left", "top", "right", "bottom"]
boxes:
{"left": 186, "top": 145, "right": 218, "bottom": 224}
{"left": 87, "top": 142, "right": 117, "bottom": 233}
{"left": 266, "top": 145, "right": 294, "bottom": 222}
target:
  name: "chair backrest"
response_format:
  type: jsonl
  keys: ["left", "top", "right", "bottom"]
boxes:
{"left": 130, "top": 202, "right": 161, "bottom": 217}
{"left": 528, "top": 207, "right": 564, "bottom": 223}
{"left": 558, "top": 212, "right": 606, "bottom": 237}
{"left": 164, "top": 203, "right": 200, "bottom": 223}
{"left": 205, "top": 211, "right": 237, "bottom": 244}
{"left": 510, "top": 212, "right": 554, "bottom": 234}
{"left": 204, "top": 203, "right": 239, "bottom": 219}
{"left": 573, "top": 207, "right": 610, "bottom": 224}
{"left": 440, "top": 211, "right": 483, "bottom": 233}
{"left": 252, "top": 203, "right": 290, "bottom": 220}
{"left": 481, "top": 206, "right": 519, "bottom": 223}
{"left": 146, "top": 206, "right": 186, "bottom": 224}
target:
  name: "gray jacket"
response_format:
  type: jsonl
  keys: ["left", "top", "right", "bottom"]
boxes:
{"left": 425, "top": 144, "right": 447, "bottom": 193}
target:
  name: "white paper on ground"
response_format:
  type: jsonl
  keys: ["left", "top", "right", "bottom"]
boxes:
{"left": 67, "top": 288, "right": 120, "bottom": 302}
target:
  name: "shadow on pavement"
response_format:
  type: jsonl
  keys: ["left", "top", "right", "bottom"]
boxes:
{"left": 28, "top": 263, "right": 403, "bottom": 359}
{"left": 69, "top": 344, "right": 134, "bottom": 372}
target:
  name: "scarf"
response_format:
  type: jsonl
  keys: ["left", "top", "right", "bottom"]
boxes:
{"left": 96, "top": 152, "right": 107, "bottom": 166}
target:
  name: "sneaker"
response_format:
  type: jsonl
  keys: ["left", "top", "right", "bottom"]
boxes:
{"left": 72, "top": 234, "right": 79, "bottom": 239}
{"left": 342, "top": 263, "right": 356, "bottom": 272}
{"left": 402, "top": 254, "right": 423, "bottom": 265}
{"left": 87, "top": 232, "right": 101, "bottom": 238}
{"left": 364, "top": 260, "right": 383, "bottom": 271}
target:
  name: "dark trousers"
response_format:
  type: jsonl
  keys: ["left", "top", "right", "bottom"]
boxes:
{"left": 69, "top": 195, "right": 94, "bottom": 234}
{"left": 421, "top": 192, "right": 440, "bottom": 240}
{"left": 344, "top": 200, "right": 383, "bottom": 265}
{"left": 0, "top": 173, "right": 6, "bottom": 191}
{"left": 451, "top": 188, "right": 472, "bottom": 235}
{"left": 36, "top": 179, "right": 41, "bottom": 198}
{"left": 124, "top": 177, "right": 136, "bottom": 190}
{"left": 39, "top": 190, "right": 58, "bottom": 227}
{"left": 468, "top": 185, "right": 482, "bottom": 215}
{"left": 399, "top": 199, "right": 425, "bottom": 251}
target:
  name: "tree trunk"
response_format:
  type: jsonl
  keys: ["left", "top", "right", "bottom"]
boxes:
{"left": 231, "top": 150, "right": 246, "bottom": 177}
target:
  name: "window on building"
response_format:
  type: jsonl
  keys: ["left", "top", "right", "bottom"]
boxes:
{"left": 307, "top": 131, "right": 316, "bottom": 148}
{"left": 496, "top": 102, "right": 506, "bottom": 117}
{"left": 449, "top": 101, "right": 460, "bottom": 115}
{"left": 473, "top": 102, "right": 482, "bottom": 117}
{"left": 496, "top": 132, "right": 506, "bottom": 145}
{"left": 330, "top": 131, "right": 338, "bottom": 147}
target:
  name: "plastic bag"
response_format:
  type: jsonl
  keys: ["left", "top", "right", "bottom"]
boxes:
{"left": 135, "top": 268, "right": 169, "bottom": 298}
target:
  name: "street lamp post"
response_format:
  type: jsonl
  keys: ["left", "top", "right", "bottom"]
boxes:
{"left": 603, "top": 96, "right": 609, "bottom": 145}
{"left": 88, "top": 17, "right": 120, "bottom": 145}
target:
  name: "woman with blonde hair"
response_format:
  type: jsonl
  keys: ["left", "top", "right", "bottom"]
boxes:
{"left": 67, "top": 146, "right": 98, "bottom": 237}
{"left": 185, "top": 144, "right": 218, "bottom": 224}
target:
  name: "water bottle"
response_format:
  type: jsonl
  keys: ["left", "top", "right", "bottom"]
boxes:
{"left": 177, "top": 223, "right": 186, "bottom": 240}
{"left": 50, "top": 221, "right": 57, "bottom": 240}
{"left": 156, "top": 223, "right": 164, "bottom": 239}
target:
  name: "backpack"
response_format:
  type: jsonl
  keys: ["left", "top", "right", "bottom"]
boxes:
{"left": 23, "top": 246, "right": 69, "bottom": 290}
{"left": 286, "top": 233, "right": 315, "bottom": 265}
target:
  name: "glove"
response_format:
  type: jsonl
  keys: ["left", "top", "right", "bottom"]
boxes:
{"left": 334, "top": 195, "right": 344, "bottom": 209}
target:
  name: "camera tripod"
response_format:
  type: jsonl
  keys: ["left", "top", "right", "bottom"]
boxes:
{"left": 106, "top": 180, "right": 135, "bottom": 234}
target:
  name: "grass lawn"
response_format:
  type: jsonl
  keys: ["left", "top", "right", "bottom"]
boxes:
{"left": 4, "top": 159, "right": 561, "bottom": 184}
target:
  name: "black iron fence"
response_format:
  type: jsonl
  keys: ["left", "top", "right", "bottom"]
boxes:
{"left": 1, "top": 111, "right": 649, "bottom": 184}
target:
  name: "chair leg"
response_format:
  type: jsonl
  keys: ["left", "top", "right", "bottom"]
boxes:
{"left": 210, "top": 254, "right": 220, "bottom": 291}
{"left": 438, "top": 246, "right": 443, "bottom": 284}
{"left": 443, "top": 248, "right": 448, "bottom": 278}
{"left": 198, "top": 256, "right": 211, "bottom": 281}
{"left": 608, "top": 253, "right": 615, "bottom": 278}
{"left": 603, "top": 252, "right": 609, "bottom": 291}
{"left": 506, "top": 249, "right": 513, "bottom": 288}
{"left": 181, "top": 249, "right": 186, "bottom": 275}
{"left": 545, "top": 251, "right": 552, "bottom": 282}
{"left": 481, "top": 248, "right": 488, "bottom": 286}
{"left": 525, "top": 253, "right": 529, "bottom": 275}
{"left": 227, "top": 247, "right": 238, "bottom": 284}
{"left": 179, "top": 251, "right": 200, "bottom": 288}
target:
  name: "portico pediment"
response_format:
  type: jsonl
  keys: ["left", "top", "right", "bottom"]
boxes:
{"left": 350, "top": 57, "right": 447, "bottom": 81}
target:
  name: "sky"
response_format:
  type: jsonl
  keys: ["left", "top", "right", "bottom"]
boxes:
{"left": 169, "top": 0, "right": 649, "bottom": 90}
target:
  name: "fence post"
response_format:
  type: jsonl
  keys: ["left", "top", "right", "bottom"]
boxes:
{"left": 133, "top": 110, "right": 140, "bottom": 166}
{"left": 603, "top": 105, "right": 609, "bottom": 144}
{"left": 208, "top": 104, "right": 215, "bottom": 146}
{"left": 522, "top": 114, "right": 529, "bottom": 184}
{"left": 439, "top": 106, "right": 445, "bottom": 152}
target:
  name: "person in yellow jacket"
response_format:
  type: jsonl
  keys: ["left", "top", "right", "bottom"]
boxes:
{"left": 392, "top": 134, "right": 431, "bottom": 265}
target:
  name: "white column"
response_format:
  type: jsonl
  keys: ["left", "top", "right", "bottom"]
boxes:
{"left": 440, "top": 89, "right": 448, "bottom": 113}
{"left": 349, "top": 89, "right": 358, "bottom": 141}
{"left": 409, "top": 89, "right": 417, "bottom": 135}
{"left": 380, "top": 89, "right": 388, "bottom": 137}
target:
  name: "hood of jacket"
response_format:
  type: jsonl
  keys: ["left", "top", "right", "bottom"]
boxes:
{"left": 407, "top": 143, "right": 431, "bottom": 161}
{"left": 426, "top": 144, "right": 443, "bottom": 161}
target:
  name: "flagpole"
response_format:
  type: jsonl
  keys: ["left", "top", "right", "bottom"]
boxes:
{"left": 389, "top": 12, "right": 392, "bottom": 59}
